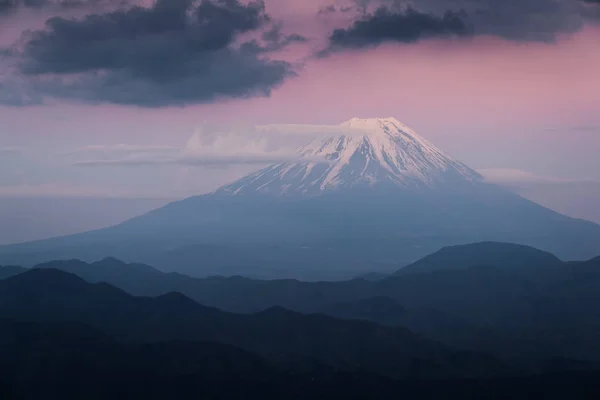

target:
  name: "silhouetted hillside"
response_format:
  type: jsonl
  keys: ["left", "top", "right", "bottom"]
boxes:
{"left": 0, "top": 318, "right": 275, "bottom": 399}
{"left": 2, "top": 318, "right": 600, "bottom": 400}
{"left": 0, "top": 269, "right": 510, "bottom": 379}
{"left": 395, "top": 242, "right": 563, "bottom": 276}
{"left": 0, "top": 265, "right": 25, "bottom": 280}
{"left": 4, "top": 248, "right": 599, "bottom": 362}
{"left": 34, "top": 257, "right": 179, "bottom": 292}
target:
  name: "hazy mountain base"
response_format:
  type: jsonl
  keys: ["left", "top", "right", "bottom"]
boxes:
{"left": 1, "top": 186, "right": 599, "bottom": 280}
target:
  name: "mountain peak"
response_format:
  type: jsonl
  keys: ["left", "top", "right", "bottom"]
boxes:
{"left": 341, "top": 117, "right": 424, "bottom": 139}
{"left": 218, "top": 118, "right": 482, "bottom": 196}
{"left": 343, "top": 117, "right": 408, "bottom": 131}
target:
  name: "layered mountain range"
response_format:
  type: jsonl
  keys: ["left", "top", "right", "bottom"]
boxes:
{"left": 4, "top": 252, "right": 600, "bottom": 399}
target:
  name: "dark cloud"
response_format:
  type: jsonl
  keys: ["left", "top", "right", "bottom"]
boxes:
{"left": 428, "top": 0, "right": 586, "bottom": 42}
{"left": 324, "top": 7, "right": 468, "bottom": 53}
{"left": 320, "top": 0, "right": 598, "bottom": 55}
{"left": 3, "top": 0, "right": 299, "bottom": 107}
{"left": 257, "top": 23, "right": 307, "bottom": 51}
{"left": 20, "top": 0, "right": 269, "bottom": 75}
{"left": 0, "top": 0, "right": 42, "bottom": 15}
{"left": 0, "top": 0, "right": 12, "bottom": 14}
{"left": 581, "top": 0, "right": 600, "bottom": 20}
{"left": 0, "top": 79, "right": 43, "bottom": 106}
{"left": 0, "top": 0, "right": 127, "bottom": 15}
{"left": 317, "top": 4, "right": 355, "bottom": 15}
{"left": 318, "top": 5, "right": 337, "bottom": 15}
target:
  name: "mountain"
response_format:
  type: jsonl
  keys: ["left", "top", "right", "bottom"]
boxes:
{"left": 32, "top": 257, "right": 176, "bottom": 292}
{"left": 395, "top": 242, "right": 564, "bottom": 276}
{"left": 1, "top": 117, "right": 599, "bottom": 279}
{"left": 218, "top": 117, "right": 481, "bottom": 196}
{"left": 7, "top": 249, "right": 600, "bottom": 362}
{"left": 0, "top": 268, "right": 511, "bottom": 379}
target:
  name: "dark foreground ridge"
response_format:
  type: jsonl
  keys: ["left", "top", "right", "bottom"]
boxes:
{"left": 2, "top": 319, "right": 600, "bottom": 400}
{"left": 0, "top": 268, "right": 510, "bottom": 380}
{"left": 3, "top": 243, "right": 600, "bottom": 362}
{"left": 3, "top": 243, "right": 600, "bottom": 398}
{"left": 2, "top": 320, "right": 600, "bottom": 400}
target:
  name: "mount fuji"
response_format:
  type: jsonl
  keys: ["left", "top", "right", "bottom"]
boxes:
{"left": 1, "top": 118, "right": 600, "bottom": 280}
{"left": 219, "top": 117, "right": 482, "bottom": 196}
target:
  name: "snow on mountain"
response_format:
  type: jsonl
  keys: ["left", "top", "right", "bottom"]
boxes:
{"left": 218, "top": 117, "right": 482, "bottom": 196}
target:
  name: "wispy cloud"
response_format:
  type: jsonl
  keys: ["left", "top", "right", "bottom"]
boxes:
{"left": 255, "top": 124, "right": 370, "bottom": 137}
{"left": 479, "top": 167, "right": 600, "bottom": 224}
{"left": 0, "top": 146, "right": 26, "bottom": 155}
{"left": 0, "top": 182, "right": 144, "bottom": 198}
{"left": 70, "top": 144, "right": 180, "bottom": 154}
{"left": 72, "top": 125, "right": 341, "bottom": 167}
{"left": 478, "top": 168, "right": 598, "bottom": 185}
{"left": 74, "top": 153, "right": 323, "bottom": 167}
{"left": 544, "top": 125, "right": 600, "bottom": 133}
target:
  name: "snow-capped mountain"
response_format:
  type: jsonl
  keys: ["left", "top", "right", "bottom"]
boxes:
{"left": 2, "top": 117, "right": 600, "bottom": 280}
{"left": 219, "top": 117, "right": 482, "bottom": 196}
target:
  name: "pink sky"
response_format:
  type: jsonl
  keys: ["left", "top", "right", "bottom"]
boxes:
{"left": 1, "top": 0, "right": 600, "bottom": 198}
{"left": 3, "top": 25, "right": 599, "bottom": 138}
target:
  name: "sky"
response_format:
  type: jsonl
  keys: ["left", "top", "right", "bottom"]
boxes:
{"left": 1, "top": 0, "right": 600, "bottom": 238}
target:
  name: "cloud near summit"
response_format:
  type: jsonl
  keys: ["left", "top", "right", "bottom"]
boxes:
{"left": 72, "top": 125, "right": 343, "bottom": 167}
{"left": 70, "top": 123, "right": 381, "bottom": 167}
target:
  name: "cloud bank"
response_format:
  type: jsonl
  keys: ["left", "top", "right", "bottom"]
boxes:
{"left": 0, "top": 182, "right": 141, "bottom": 198}
{"left": 1, "top": 0, "right": 599, "bottom": 105}
{"left": 0, "top": 0, "right": 127, "bottom": 15}
{"left": 0, "top": 146, "right": 26, "bottom": 155}
{"left": 478, "top": 168, "right": 598, "bottom": 185}
{"left": 71, "top": 123, "right": 380, "bottom": 167}
{"left": 319, "top": 0, "right": 600, "bottom": 54}
{"left": 73, "top": 125, "right": 346, "bottom": 167}
{"left": 323, "top": 7, "right": 468, "bottom": 54}
{"left": 1, "top": 0, "right": 303, "bottom": 107}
